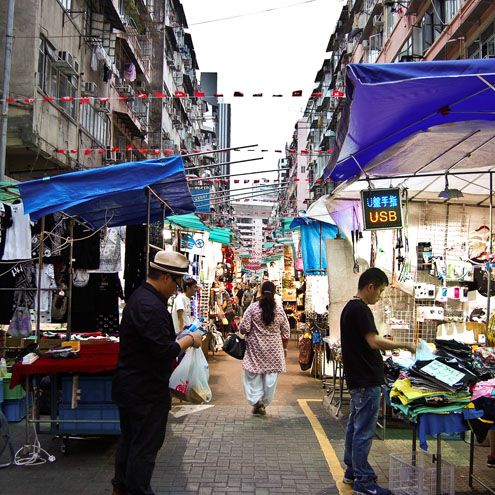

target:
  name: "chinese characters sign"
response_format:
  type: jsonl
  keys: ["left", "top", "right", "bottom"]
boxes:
{"left": 361, "top": 188, "right": 403, "bottom": 231}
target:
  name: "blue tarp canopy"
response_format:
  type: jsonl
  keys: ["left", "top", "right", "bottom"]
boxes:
{"left": 325, "top": 59, "right": 495, "bottom": 198}
{"left": 18, "top": 156, "right": 195, "bottom": 228}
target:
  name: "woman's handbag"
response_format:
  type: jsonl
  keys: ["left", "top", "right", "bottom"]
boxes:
{"left": 7, "top": 294, "right": 32, "bottom": 338}
{"left": 222, "top": 333, "right": 246, "bottom": 360}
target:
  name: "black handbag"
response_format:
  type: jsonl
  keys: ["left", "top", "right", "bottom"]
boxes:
{"left": 222, "top": 333, "right": 246, "bottom": 360}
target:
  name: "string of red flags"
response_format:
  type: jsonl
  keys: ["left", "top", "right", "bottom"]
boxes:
{"left": 190, "top": 177, "right": 332, "bottom": 183}
{"left": 2, "top": 89, "right": 344, "bottom": 105}
{"left": 51, "top": 146, "right": 333, "bottom": 157}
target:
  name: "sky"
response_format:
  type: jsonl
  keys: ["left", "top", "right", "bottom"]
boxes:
{"left": 180, "top": 0, "right": 344, "bottom": 189}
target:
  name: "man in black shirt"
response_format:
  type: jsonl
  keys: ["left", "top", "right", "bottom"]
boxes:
{"left": 341, "top": 268, "right": 416, "bottom": 495}
{"left": 112, "top": 251, "right": 203, "bottom": 495}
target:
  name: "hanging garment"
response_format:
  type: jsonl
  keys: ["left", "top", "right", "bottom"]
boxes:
{"left": 72, "top": 223, "right": 100, "bottom": 269}
{"left": 0, "top": 203, "right": 13, "bottom": 259}
{"left": 95, "top": 273, "right": 122, "bottom": 335}
{"left": 124, "top": 224, "right": 146, "bottom": 302}
{"left": 34, "top": 263, "right": 56, "bottom": 323}
{"left": 2, "top": 203, "right": 31, "bottom": 260}
{"left": 88, "top": 227, "right": 123, "bottom": 273}
{"left": 123, "top": 62, "right": 136, "bottom": 81}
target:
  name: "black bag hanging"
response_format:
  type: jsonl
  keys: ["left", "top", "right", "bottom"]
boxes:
{"left": 222, "top": 333, "right": 246, "bottom": 360}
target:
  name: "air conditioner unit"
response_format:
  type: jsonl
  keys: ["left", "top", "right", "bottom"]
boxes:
{"left": 115, "top": 151, "right": 124, "bottom": 161}
{"left": 94, "top": 99, "right": 111, "bottom": 113}
{"left": 54, "top": 51, "right": 79, "bottom": 75}
{"left": 315, "top": 187, "right": 325, "bottom": 196}
{"left": 373, "top": 15, "right": 384, "bottom": 29}
{"left": 369, "top": 33, "right": 383, "bottom": 51}
{"left": 82, "top": 82, "right": 97, "bottom": 96}
{"left": 174, "top": 73, "right": 184, "bottom": 87}
{"left": 362, "top": 40, "right": 370, "bottom": 50}
{"left": 103, "top": 147, "right": 115, "bottom": 162}
{"left": 347, "top": 42, "right": 355, "bottom": 54}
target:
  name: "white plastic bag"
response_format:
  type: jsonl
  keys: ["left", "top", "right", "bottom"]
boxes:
{"left": 169, "top": 348, "right": 212, "bottom": 404}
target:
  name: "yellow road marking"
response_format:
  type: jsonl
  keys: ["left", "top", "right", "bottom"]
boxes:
{"left": 298, "top": 399, "right": 352, "bottom": 494}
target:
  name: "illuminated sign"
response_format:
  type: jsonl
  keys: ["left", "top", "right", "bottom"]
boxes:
{"left": 361, "top": 188, "right": 403, "bottom": 231}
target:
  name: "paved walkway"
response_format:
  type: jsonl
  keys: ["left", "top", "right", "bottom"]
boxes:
{"left": 1, "top": 345, "right": 494, "bottom": 494}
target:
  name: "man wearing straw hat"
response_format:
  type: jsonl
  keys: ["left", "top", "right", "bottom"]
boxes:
{"left": 111, "top": 251, "right": 203, "bottom": 495}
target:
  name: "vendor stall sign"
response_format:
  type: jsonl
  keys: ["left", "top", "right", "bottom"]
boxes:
{"left": 361, "top": 188, "right": 403, "bottom": 231}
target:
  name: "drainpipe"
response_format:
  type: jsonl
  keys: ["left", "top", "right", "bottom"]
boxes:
{"left": 0, "top": 0, "right": 15, "bottom": 182}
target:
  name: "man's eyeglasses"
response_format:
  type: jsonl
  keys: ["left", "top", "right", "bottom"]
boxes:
{"left": 171, "top": 275, "right": 183, "bottom": 288}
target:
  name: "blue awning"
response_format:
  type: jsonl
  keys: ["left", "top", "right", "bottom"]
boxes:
{"left": 18, "top": 156, "right": 195, "bottom": 228}
{"left": 326, "top": 59, "right": 495, "bottom": 182}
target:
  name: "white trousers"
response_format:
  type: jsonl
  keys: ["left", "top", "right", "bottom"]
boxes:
{"left": 242, "top": 370, "right": 279, "bottom": 406}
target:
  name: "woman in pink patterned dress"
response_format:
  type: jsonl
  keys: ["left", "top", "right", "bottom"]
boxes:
{"left": 239, "top": 281, "right": 290, "bottom": 415}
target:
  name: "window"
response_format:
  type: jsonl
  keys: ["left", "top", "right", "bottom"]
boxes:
{"left": 468, "top": 23, "right": 495, "bottom": 59}
{"left": 421, "top": 1, "right": 445, "bottom": 54}
{"left": 300, "top": 166, "right": 305, "bottom": 174}
{"left": 58, "top": 0, "right": 72, "bottom": 9}
{"left": 37, "top": 37, "right": 78, "bottom": 119}
{"left": 80, "top": 103, "right": 109, "bottom": 145}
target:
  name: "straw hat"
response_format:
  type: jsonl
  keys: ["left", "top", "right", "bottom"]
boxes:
{"left": 150, "top": 250, "right": 189, "bottom": 276}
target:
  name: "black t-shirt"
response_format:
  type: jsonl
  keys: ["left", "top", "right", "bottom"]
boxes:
{"left": 340, "top": 299, "right": 385, "bottom": 390}
{"left": 112, "top": 282, "right": 182, "bottom": 408}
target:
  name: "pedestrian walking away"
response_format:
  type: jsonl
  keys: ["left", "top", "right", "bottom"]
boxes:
{"left": 239, "top": 280, "right": 289, "bottom": 416}
{"left": 111, "top": 250, "right": 203, "bottom": 495}
{"left": 340, "top": 267, "right": 417, "bottom": 495}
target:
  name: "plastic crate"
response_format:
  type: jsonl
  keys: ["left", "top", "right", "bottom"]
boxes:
{"left": 3, "top": 373, "right": 26, "bottom": 400}
{"left": 61, "top": 375, "right": 113, "bottom": 404}
{"left": 2, "top": 397, "right": 26, "bottom": 422}
{"left": 389, "top": 451, "right": 455, "bottom": 495}
{"left": 58, "top": 403, "right": 120, "bottom": 434}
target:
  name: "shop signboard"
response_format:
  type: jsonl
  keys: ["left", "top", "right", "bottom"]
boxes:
{"left": 190, "top": 189, "right": 210, "bottom": 213}
{"left": 361, "top": 187, "right": 403, "bottom": 231}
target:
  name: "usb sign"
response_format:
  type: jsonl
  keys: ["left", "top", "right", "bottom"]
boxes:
{"left": 361, "top": 188, "right": 403, "bottom": 231}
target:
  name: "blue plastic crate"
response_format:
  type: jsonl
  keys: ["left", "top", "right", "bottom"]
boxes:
{"left": 2, "top": 397, "right": 26, "bottom": 422}
{"left": 61, "top": 375, "right": 113, "bottom": 404}
{"left": 59, "top": 403, "right": 120, "bottom": 434}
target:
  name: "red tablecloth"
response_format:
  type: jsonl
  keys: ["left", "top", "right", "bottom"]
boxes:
{"left": 10, "top": 342, "right": 119, "bottom": 388}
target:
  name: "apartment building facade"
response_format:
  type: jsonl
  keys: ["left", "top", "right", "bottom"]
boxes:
{"left": 296, "top": 0, "right": 494, "bottom": 198}
{"left": 0, "top": 0, "right": 215, "bottom": 182}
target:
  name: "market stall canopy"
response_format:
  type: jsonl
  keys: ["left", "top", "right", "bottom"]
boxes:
{"left": 0, "top": 182, "right": 20, "bottom": 204}
{"left": 166, "top": 213, "right": 207, "bottom": 231}
{"left": 18, "top": 156, "right": 195, "bottom": 228}
{"left": 325, "top": 59, "right": 495, "bottom": 206}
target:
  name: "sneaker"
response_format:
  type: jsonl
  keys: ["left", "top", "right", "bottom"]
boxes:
{"left": 488, "top": 455, "right": 495, "bottom": 468}
{"left": 343, "top": 468, "right": 355, "bottom": 484}
{"left": 353, "top": 482, "right": 391, "bottom": 495}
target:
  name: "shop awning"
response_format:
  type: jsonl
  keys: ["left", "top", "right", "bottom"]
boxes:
{"left": 325, "top": 59, "right": 495, "bottom": 205}
{"left": 167, "top": 213, "right": 208, "bottom": 232}
{"left": 0, "top": 183, "right": 20, "bottom": 204}
{"left": 209, "top": 227, "right": 232, "bottom": 246}
{"left": 18, "top": 156, "right": 195, "bottom": 229}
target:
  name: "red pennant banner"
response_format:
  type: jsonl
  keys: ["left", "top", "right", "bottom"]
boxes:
{"left": 175, "top": 91, "right": 186, "bottom": 98}
{"left": 154, "top": 92, "right": 167, "bottom": 98}
{"left": 194, "top": 91, "right": 205, "bottom": 97}
{"left": 84, "top": 149, "right": 93, "bottom": 156}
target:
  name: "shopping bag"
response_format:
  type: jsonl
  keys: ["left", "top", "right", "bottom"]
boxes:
{"left": 169, "top": 348, "right": 212, "bottom": 404}
{"left": 7, "top": 302, "right": 32, "bottom": 339}
{"left": 222, "top": 333, "right": 245, "bottom": 360}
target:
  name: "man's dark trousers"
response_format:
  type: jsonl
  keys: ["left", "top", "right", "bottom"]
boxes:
{"left": 113, "top": 401, "right": 169, "bottom": 495}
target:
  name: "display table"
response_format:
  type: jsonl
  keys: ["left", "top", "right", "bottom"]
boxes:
{"left": 10, "top": 342, "right": 120, "bottom": 453}
{"left": 10, "top": 342, "right": 119, "bottom": 388}
{"left": 411, "top": 412, "right": 494, "bottom": 495}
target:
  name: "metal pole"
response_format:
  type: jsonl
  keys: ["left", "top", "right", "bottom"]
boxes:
{"left": 35, "top": 216, "right": 45, "bottom": 341}
{"left": 66, "top": 219, "right": 74, "bottom": 341}
{"left": 146, "top": 187, "right": 151, "bottom": 276}
{"left": 0, "top": 0, "right": 16, "bottom": 181}
{"left": 487, "top": 172, "right": 493, "bottom": 335}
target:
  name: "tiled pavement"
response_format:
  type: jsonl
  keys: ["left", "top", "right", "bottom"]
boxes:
{"left": 0, "top": 346, "right": 494, "bottom": 494}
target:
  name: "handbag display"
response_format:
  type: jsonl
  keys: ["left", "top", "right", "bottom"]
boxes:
{"left": 7, "top": 294, "right": 32, "bottom": 339}
{"left": 222, "top": 333, "right": 246, "bottom": 360}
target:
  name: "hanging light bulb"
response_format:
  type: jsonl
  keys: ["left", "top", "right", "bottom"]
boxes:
{"left": 438, "top": 174, "right": 463, "bottom": 199}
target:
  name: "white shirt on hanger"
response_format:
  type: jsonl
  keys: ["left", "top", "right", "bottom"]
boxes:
{"left": 2, "top": 203, "right": 32, "bottom": 260}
